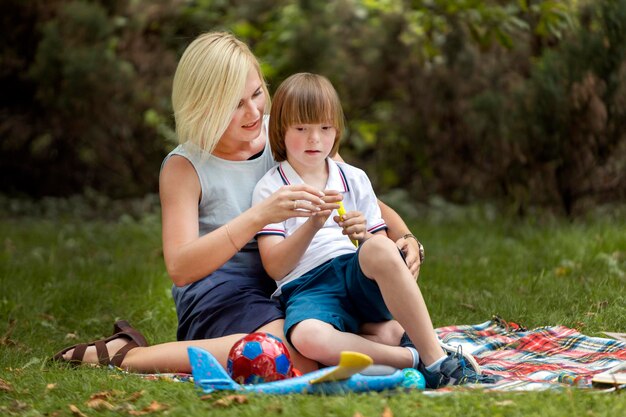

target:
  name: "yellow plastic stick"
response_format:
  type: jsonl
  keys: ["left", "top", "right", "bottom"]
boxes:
{"left": 309, "top": 351, "right": 373, "bottom": 383}
{"left": 337, "top": 201, "right": 359, "bottom": 247}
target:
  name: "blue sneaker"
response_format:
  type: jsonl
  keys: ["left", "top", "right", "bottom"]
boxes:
{"left": 400, "top": 333, "right": 482, "bottom": 375}
{"left": 439, "top": 341, "right": 482, "bottom": 374}
{"left": 417, "top": 349, "right": 502, "bottom": 388}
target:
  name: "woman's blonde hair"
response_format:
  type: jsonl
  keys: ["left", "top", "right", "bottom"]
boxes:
{"left": 172, "top": 32, "right": 269, "bottom": 153}
{"left": 269, "top": 73, "right": 345, "bottom": 162}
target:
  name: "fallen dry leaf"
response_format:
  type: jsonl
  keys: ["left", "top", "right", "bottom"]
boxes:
{"left": 213, "top": 395, "right": 248, "bottom": 407}
{"left": 65, "top": 333, "right": 79, "bottom": 340}
{"left": 87, "top": 398, "right": 116, "bottom": 411}
{"left": 382, "top": 406, "right": 393, "bottom": 417}
{"left": 0, "top": 319, "right": 30, "bottom": 351}
{"left": 122, "top": 390, "right": 145, "bottom": 402}
{"left": 0, "top": 378, "right": 12, "bottom": 392}
{"left": 146, "top": 401, "right": 168, "bottom": 412}
{"left": 39, "top": 313, "right": 56, "bottom": 321}
{"left": 46, "top": 383, "right": 57, "bottom": 390}
{"left": 128, "top": 400, "right": 169, "bottom": 415}
{"left": 89, "top": 390, "right": 122, "bottom": 401}
{"left": 116, "top": 403, "right": 137, "bottom": 413}
{"left": 10, "top": 400, "right": 29, "bottom": 412}
{"left": 2, "top": 319, "right": 16, "bottom": 339}
{"left": 69, "top": 404, "right": 87, "bottom": 417}
{"left": 0, "top": 336, "right": 17, "bottom": 346}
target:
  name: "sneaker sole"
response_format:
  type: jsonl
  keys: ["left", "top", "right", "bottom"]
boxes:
{"left": 439, "top": 340, "right": 482, "bottom": 375}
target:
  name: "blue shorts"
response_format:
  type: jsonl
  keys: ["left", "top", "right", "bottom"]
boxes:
{"left": 279, "top": 251, "right": 392, "bottom": 343}
{"left": 172, "top": 266, "right": 284, "bottom": 341}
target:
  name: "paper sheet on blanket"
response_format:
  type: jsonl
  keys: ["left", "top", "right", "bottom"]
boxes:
{"left": 602, "top": 332, "right": 626, "bottom": 343}
{"left": 592, "top": 362, "right": 626, "bottom": 386}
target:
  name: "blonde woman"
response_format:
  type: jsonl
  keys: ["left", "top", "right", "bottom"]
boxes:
{"left": 53, "top": 32, "right": 422, "bottom": 373}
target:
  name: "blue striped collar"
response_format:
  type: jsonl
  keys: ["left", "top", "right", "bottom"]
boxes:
{"left": 277, "top": 158, "right": 349, "bottom": 192}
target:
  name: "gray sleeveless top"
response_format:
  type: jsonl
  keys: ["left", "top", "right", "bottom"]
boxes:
{"left": 161, "top": 118, "right": 276, "bottom": 271}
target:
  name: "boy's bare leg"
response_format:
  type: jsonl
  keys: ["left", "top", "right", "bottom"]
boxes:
{"left": 358, "top": 235, "right": 445, "bottom": 366}
{"left": 359, "top": 320, "right": 404, "bottom": 345}
{"left": 290, "top": 319, "right": 414, "bottom": 369}
{"left": 257, "top": 319, "right": 318, "bottom": 373}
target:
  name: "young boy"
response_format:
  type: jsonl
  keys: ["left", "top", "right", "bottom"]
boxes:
{"left": 252, "top": 73, "right": 497, "bottom": 388}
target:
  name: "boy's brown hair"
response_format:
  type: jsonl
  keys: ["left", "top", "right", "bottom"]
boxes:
{"left": 269, "top": 73, "right": 345, "bottom": 162}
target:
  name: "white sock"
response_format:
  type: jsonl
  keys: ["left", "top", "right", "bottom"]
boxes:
{"left": 405, "top": 347, "right": 419, "bottom": 368}
{"left": 425, "top": 355, "right": 446, "bottom": 373}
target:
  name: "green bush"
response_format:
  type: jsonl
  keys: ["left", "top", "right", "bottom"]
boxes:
{"left": 1, "top": 0, "right": 624, "bottom": 214}
{"left": 0, "top": 1, "right": 174, "bottom": 198}
{"left": 507, "top": 0, "right": 626, "bottom": 214}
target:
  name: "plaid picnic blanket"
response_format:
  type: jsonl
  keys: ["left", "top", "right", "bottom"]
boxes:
{"left": 435, "top": 316, "right": 626, "bottom": 391}
{"left": 139, "top": 316, "right": 626, "bottom": 392}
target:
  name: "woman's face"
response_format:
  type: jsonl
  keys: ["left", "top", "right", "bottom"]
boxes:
{"left": 221, "top": 68, "right": 266, "bottom": 146}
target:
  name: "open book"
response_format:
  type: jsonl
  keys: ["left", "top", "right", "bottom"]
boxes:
{"left": 602, "top": 332, "right": 626, "bottom": 343}
{"left": 592, "top": 362, "right": 626, "bottom": 386}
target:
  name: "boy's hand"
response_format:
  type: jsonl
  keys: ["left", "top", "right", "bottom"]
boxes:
{"left": 334, "top": 210, "right": 367, "bottom": 243}
{"left": 308, "top": 190, "right": 342, "bottom": 229}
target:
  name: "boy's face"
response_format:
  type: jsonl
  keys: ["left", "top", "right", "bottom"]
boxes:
{"left": 284, "top": 123, "right": 336, "bottom": 171}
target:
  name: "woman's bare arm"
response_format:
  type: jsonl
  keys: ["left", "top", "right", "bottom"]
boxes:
{"left": 160, "top": 156, "right": 261, "bottom": 285}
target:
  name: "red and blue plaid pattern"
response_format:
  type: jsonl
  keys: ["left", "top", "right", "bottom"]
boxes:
{"left": 436, "top": 316, "right": 626, "bottom": 390}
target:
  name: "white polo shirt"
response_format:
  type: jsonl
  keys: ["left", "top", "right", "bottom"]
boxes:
{"left": 252, "top": 158, "right": 387, "bottom": 296}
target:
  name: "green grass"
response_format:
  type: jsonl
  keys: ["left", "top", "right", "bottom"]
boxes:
{"left": 1, "top": 201, "right": 626, "bottom": 416}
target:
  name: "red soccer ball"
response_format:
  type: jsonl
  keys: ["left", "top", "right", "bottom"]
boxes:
{"left": 227, "top": 332, "right": 293, "bottom": 384}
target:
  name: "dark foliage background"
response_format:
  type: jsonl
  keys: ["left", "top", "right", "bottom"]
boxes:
{"left": 1, "top": 0, "right": 624, "bottom": 215}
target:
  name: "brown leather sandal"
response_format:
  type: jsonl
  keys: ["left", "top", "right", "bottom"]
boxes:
{"left": 52, "top": 321, "right": 149, "bottom": 367}
{"left": 112, "top": 320, "right": 148, "bottom": 347}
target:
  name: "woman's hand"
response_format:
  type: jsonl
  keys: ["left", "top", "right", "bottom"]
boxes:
{"left": 396, "top": 235, "right": 423, "bottom": 279}
{"left": 256, "top": 184, "right": 327, "bottom": 225}
{"left": 258, "top": 189, "right": 342, "bottom": 280}
{"left": 334, "top": 210, "right": 367, "bottom": 243}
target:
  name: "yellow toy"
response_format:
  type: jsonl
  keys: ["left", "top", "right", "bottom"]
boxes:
{"left": 337, "top": 201, "right": 359, "bottom": 248}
